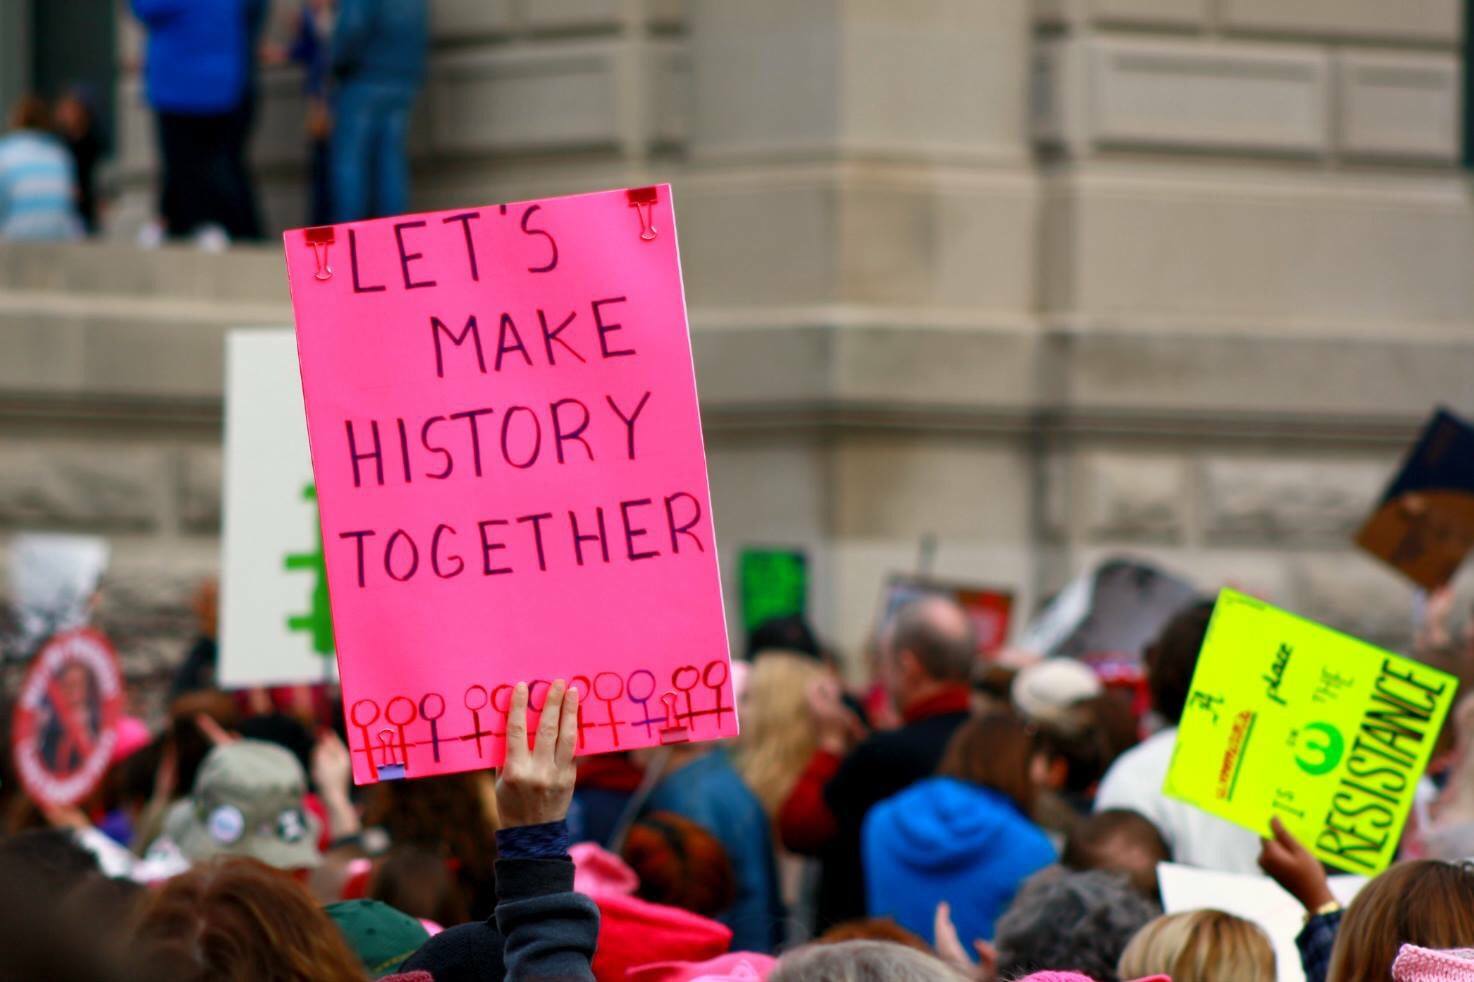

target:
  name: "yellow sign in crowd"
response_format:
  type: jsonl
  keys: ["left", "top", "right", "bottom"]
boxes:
{"left": 1165, "top": 589, "right": 1458, "bottom": 874}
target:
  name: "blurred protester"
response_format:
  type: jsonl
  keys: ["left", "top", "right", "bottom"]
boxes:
{"left": 993, "top": 868, "right": 1159, "bottom": 982}
{"left": 571, "top": 751, "right": 644, "bottom": 848}
{"left": 52, "top": 86, "right": 103, "bottom": 234}
{"left": 568, "top": 841, "right": 733, "bottom": 981}
{"left": 130, "top": 0, "right": 261, "bottom": 243}
{"left": 641, "top": 741, "right": 785, "bottom": 952}
{"left": 370, "top": 843, "right": 467, "bottom": 926}
{"left": 1327, "top": 860, "right": 1474, "bottom": 982}
{"left": 362, "top": 770, "right": 499, "bottom": 920}
{"left": 170, "top": 578, "right": 219, "bottom": 699}
{"left": 1259, "top": 813, "right": 1474, "bottom": 982}
{"left": 400, "top": 680, "right": 600, "bottom": 981}
{"left": 325, "top": 898, "right": 431, "bottom": 979}
{"left": 0, "top": 96, "right": 83, "bottom": 241}
{"left": 1012, "top": 659, "right": 1117, "bottom": 841}
{"left": 769, "top": 939, "right": 965, "bottom": 982}
{"left": 287, "top": 0, "right": 336, "bottom": 225}
{"left": 863, "top": 712, "right": 1055, "bottom": 945}
{"left": 1117, "top": 909, "right": 1275, "bottom": 981}
{"left": 1061, "top": 809, "right": 1170, "bottom": 901}
{"left": 780, "top": 596, "right": 976, "bottom": 930}
{"left": 734, "top": 650, "right": 827, "bottom": 817}
{"left": 622, "top": 811, "right": 737, "bottom": 919}
{"left": 131, "top": 856, "right": 364, "bottom": 981}
{"left": 330, "top": 0, "right": 428, "bottom": 221}
{"left": 747, "top": 614, "right": 822, "bottom": 661}
{"left": 1093, "top": 600, "right": 1262, "bottom": 873}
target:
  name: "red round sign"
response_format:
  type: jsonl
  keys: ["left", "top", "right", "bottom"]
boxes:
{"left": 11, "top": 628, "right": 124, "bottom": 807}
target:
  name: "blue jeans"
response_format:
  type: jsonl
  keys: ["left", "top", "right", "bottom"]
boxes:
{"left": 331, "top": 81, "right": 416, "bottom": 222}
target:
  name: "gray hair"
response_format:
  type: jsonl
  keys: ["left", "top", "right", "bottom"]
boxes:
{"left": 890, "top": 596, "right": 976, "bottom": 683}
{"left": 995, "top": 867, "right": 1161, "bottom": 982}
{"left": 770, "top": 941, "right": 966, "bottom": 982}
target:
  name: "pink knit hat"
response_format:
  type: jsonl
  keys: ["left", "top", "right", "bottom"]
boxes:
{"left": 1020, "top": 967, "right": 1167, "bottom": 973}
{"left": 626, "top": 952, "right": 775, "bottom": 981}
{"left": 1392, "top": 945, "right": 1474, "bottom": 981}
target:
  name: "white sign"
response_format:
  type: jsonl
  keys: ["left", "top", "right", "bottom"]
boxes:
{"left": 1157, "top": 862, "right": 1365, "bottom": 982}
{"left": 7, "top": 533, "right": 108, "bottom": 652}
{"left": 219, "top": 330, "right": 338, "bottom": 687}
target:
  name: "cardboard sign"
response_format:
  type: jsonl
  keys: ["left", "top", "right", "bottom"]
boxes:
{"left": 1017, "top": 557, "right": 1198, "bottom": 661}
{"left": 739, "top": 548, "right": 807, "bottom": 633}
{"left": 11, "top": 628, "right": 124, "bottom": 807}
{"left": 7, "top": 533, "right": 108, "bottom": 655}
{"left": 1158, "top": 862, "right": 1365, "bottom": 982}
{"left": 1164, "top": 589, "right": 1458, "bottom": 875}
{"left": 1355, "top": 407, "right": 1474, "bottom": 591}
{"left": 219, "top": 330, "right": 339, "bottom": 688}
{"left": 880, "top": 575, "right": 1014, "bottom": 655}
{"left": 284, "top": 185, "right": 733, "bottom": 784}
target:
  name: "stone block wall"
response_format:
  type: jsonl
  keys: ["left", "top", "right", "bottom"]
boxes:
{"left": 3, "top": 2, "right": 1468, "bottom": 702}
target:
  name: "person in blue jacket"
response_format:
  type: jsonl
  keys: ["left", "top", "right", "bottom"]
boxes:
{"left": 862, "top": 711, "right": 1056, "bottom": 947}
{"left": 130, "top": 0, "right": 262, "bottom": 240}
{"left": 330, "top": 0, "right": 428, "bottom": 221}
{"left": 640, "top": 743, "right": 787, "bottom": 953}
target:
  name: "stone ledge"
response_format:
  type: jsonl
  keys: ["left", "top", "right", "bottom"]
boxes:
{"left": 1219, "top": 0, "right": 1461, "bottom": 47}
{"left": 1336, "top": 50, "right": 1462, "bottom": 163}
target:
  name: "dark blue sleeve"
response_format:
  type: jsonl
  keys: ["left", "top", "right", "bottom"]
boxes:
{"left": 1297, "top": 908, "right": 1343, "bottom": 982}
{"left": 495, "top": 820, "right": 571, "bottom": 860}
{"left": 331, "top": 0, "right": 374, "bottom": 73}
{"left": 494, "top": 856, "right": 599, "bottom": 981}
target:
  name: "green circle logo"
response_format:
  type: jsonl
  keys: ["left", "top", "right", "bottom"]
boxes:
{"left": 1295, "top": 722, "right": 1345, "bottom": 776}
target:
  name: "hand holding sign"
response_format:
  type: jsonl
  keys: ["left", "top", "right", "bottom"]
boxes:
{"left": 496, "top": 680, "right": 580, "bottom": 828}
{"left": 1258, "top": 816, "right": 1335, "bottom": 912}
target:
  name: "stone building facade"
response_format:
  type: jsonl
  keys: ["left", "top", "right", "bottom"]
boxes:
{"left": 1, "top": 1, "right": 1471, "bottom": 688}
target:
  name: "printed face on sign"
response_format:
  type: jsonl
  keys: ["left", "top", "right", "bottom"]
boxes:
{"left": 11, "top": 629, "right": 125, "bottom": 808}
{"left": 285, "top": 187, "right": 735, "bottom": 784}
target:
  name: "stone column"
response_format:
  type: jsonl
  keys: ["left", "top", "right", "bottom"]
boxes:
{"left": 682, "top": 0, "right": 1042, "bottom": 659}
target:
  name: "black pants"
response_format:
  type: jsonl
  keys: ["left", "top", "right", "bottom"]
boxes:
{"left": 155, "top": 104, "right": 262, "bottom": 240}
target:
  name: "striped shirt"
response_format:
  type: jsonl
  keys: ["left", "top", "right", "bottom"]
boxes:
{"left": 0, "top": 129, "right": 83, "bottom": 241}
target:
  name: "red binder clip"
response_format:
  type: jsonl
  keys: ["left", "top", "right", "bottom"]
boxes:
{"left": 304, "top": 226, "right": 335, "bottom": 281}
{"left": 657, "top": 691, "right": 689, "bottom": 744}
{"left": 627, "top": 187, "right": 658, "bottom": 242}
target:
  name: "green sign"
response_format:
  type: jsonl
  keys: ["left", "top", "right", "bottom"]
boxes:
{"left": 1164, "top": 589, "right": 1457, "bottom": 875}
{"left": 740, "top": 549, "right": 808, "bottom": 634}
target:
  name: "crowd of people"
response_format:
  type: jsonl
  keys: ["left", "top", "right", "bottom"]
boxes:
{"left": 4, "top": 581, "right": 1474, "bottom": 982}
{"left": 0, "top": 0, "right": 428, "bottom": 246}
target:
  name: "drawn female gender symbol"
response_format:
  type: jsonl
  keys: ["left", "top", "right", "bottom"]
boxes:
{"left": 703, "top": 660, "right": 732, "bottom": 729}
{"left": 672, "top": 665, "right": 700, "bottom": 731}
{"left": 419, "top": 692, "right": 446, "bottom": 763}
{"left": 385, "top": 696, "right": 417, "bottom": 772}
{"left": 594, "top": 671, "right": 626, "bottom": 746}
{"left": 570, "top": 676, "right": 594, "bottom": 749}
{"left": 350, "top": 700, "right": 381, "bottom": 768}
{"left": 461, "top": 685, "right": 491, "bottom": 759}
{"left": 626, "top": 669, "right": 661, "bottom": 737}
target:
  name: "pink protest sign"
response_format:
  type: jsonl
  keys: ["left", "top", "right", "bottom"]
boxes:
{"left": 283, "top": 186, "right": 734, "bottom": 784}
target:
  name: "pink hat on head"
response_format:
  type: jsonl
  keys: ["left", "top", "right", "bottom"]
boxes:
{"left": 626, "top": 952, "right": 775, "bottom": 982}
{"left": 571, "top": 841, "right": 640, "bottom": 898}
{"left": 1020, "top": 967, "right": 1167, "bottom": 973}
{"left": 111, "top": 716, "right": 152, "bottom": 764}
{"left": 1392, "top": 945, "right": 1474, "bottom": 981}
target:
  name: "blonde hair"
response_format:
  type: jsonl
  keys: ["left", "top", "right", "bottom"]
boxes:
{"left": 732, "top": 652, "right": 826, "bottom": 815}
{"left": 1118, "top": 909, "right": 1275, "bottom": 982}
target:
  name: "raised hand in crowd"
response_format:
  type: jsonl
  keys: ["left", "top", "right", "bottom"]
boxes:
{"left": 933, "top": 900, "right": 999, "bottom": 982}
{"left": 311, "top": 728, "right": 361, "bottom": 842}
{"left": 496, "top": 679, "right": 581, "bottom": 828}
{"left": 1258, "top": 815, "right": 1334, "bottom": 913}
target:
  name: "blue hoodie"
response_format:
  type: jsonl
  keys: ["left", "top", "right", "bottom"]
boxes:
{"left": 131, "top": 0, "right": 249, "bottom": 114}
{"left": 862, "top": 777, "right": 1055, "bottom": 945}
